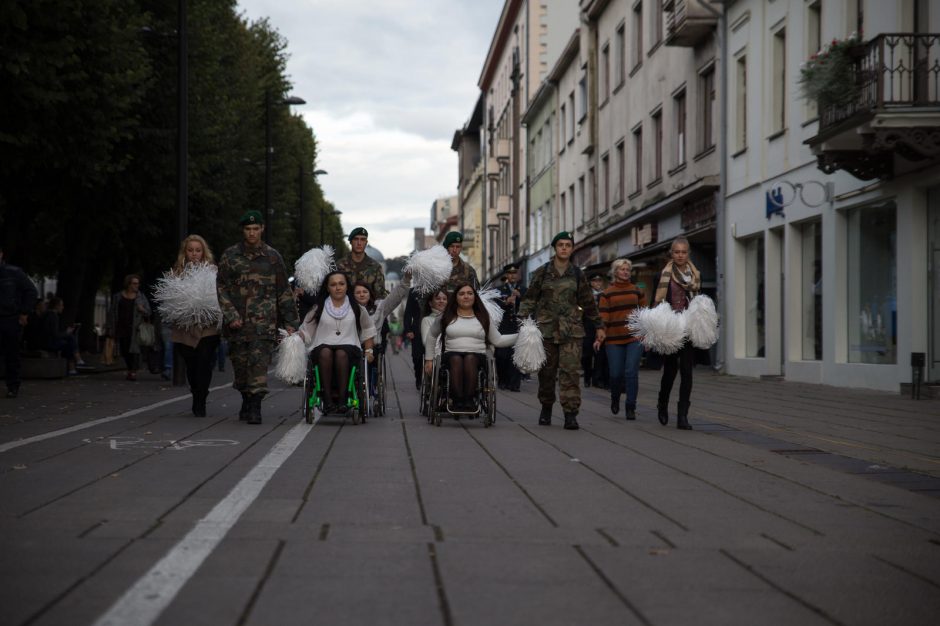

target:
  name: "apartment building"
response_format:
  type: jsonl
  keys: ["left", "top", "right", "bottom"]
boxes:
{"left": 452, "top": 97, "right": 485, "bottom": 275}
{"left": 723, "top": 0, "right": 940, "bottom": 391}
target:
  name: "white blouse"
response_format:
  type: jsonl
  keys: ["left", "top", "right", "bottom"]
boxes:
{"left": 421, "top": 310, "right": 442, "bottom": 360}
{"left": 427, "top": 314, "right": 516, "bottom": 355}
{"left": 299, "top": 302, "right": 376, "bottom": 347}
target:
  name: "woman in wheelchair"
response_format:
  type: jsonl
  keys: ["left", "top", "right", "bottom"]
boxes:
{"left": 352, "top": 273, "right": 410, "bottom": 396}
{"left": 426, "top": 283, "right": 517, "bottom": 411}
{"left": 297, "top": 271, "right": 376, "bottom": 414}
{"left": 421, "top": 288, "right": 448, "bottom": 363}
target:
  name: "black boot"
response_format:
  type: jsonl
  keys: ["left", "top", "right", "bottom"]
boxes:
{"left": 609, "top": 382, "right": 621, "bottom": 415}
{"left": 247, "top": 394, "right": 263, "bottom": 424}
{"left": 657, "top": 390, "right": 669, "bottom": 425}
{"left": 624, "top": 400, "right": 636, "bottom": 421}
{"left": 239, "top": 392, "right": 250, "bottom": 421}
{"left": 193, "top": 391, "right": 207, "bottom": 417}
{"left": 538, "top": 404, "right": 552, "bottom": 426}
{"left": 563, "top": 411, "right": 580, "bottom": 430}
{"left": 677, "top": 401, "right": 692, "bottom": 430}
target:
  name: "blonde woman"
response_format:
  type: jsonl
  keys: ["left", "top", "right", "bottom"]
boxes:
{"left": 171, "top": 235, "right": 220, "bottom": 417}
{"left": 599, "top": 258, "right": 646, "bottom": 419}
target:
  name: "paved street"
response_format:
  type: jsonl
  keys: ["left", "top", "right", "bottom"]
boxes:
{"left": 1, "top": 353, "right": 939, "bottom": 626}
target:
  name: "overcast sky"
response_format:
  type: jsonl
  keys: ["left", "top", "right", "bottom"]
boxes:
{"left": 236, "top": 0, "right": 505, "bottom": 259}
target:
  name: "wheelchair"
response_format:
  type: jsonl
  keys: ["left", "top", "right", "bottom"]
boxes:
{"left": 301, "top": 349, "right": 369, "bottom": 425}
{"left": 427, "top": 351, "right": 496, "bottom": 428}
{"left": 367, "top": 344, "right": 387, "bottom": 417}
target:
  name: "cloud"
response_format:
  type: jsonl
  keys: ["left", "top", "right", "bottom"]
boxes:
{"left": 238, "top": 0, "right": 503, "bottom": 257}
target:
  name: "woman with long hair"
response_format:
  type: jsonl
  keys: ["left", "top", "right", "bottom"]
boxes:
{"left": 426, "top": 283, "right": 517, "bottom": 411}
{"left": 599, "top": 258, "right": 646, "bottom": 420}
{"left": 352, "top": 273, "right": 410, "bottom": 396}
{"left": 169, "top": 234, "right": 220, "bottom": 417}
{"left": 297, "top": 271, "right": 376, "bottom": 413}
{"left": 106, "top": 274, "right": 151, "bottom": 381}
{"left": 421, "top": 288, "right": 448, "bottom": 375}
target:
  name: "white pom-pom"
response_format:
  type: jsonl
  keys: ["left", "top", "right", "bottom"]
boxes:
{"left": 628, "top": 302, "right": 686, "bottom": 354}
{"left": 512, "top": 317, "right": 546, "bottom": 373}
{"left": 684, "top": 294, "right": 719, "bottom": 349}
{"left": 295, "top": 245, "right": 335, "bottom": 294}
{"left": 405, "top": 246, "right": 452, "bottom": 295}
{"left": 273, "top": 330, "right": 308, "bottom": 384}
{"left": 154, "top": 263, "right": 222, "bottom": 330}
{"left": 478, "top": 288, "right": 504, "bottom": 328}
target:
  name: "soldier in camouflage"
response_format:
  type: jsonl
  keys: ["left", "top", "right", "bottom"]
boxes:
{"left": 337, "top": 227, "right": 387, "bottom": 299}
{"left": 217, "top": 210, "right": 299, "bottom": 424}
{"left": 518, "top": 231, "right": 605, "bottom": 430}
{"left": 442, "top": 231, "right": 479, "bottom": 293}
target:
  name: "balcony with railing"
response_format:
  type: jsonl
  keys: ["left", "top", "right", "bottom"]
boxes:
{"left": 806, "top": 33, "right": 940, "bottom": 180}
{"left": 664, "top": 0, "right": 718, "bottom": 48}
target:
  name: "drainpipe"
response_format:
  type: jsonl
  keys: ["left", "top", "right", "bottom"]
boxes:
{"left": 701, "top": 0, "right": 727, "bottom": 372}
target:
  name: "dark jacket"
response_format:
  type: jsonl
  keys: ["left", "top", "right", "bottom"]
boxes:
{"left": 0, "top": 262, "right": 38, "bottom": 319}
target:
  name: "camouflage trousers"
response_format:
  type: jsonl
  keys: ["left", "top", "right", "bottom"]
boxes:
{"left": 537, "top": 340, "right": 583, "bottom": 413}
{"left": 229, "top": 339, "right": 276, "bottom": 396}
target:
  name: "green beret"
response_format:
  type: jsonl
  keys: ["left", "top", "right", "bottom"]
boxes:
{"left": 443, "top": 231, "right": 463, "bottom": 247}
{"left": 348, "top": 227, "right": 368, "bottom": 241}
{"left": 551, "top": 231, "right": 574, "bottom": 247}
{"left": 239, "top": 210, "right": 264, "bottom": 226}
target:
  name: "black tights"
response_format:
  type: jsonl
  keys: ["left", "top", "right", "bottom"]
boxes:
{"left": 447, "top": 353, "right": 481, "bottom": 401}
{"left": 318, "top": 347, "right": 351, "bottom": 406}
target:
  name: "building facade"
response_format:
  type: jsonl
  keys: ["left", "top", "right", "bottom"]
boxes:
{"left": 723, "top": 0, "right": 940, "bottom": 391}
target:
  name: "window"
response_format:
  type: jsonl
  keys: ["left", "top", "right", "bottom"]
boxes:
{"left": 735, "top": 54, "right": 747, "bottom": 151}
{"left": 589, "top": 167, "right": 596, "bottom": 219}
{"left": 568, "top": 91, "right": 576, "bottom": 141}
{"left": 578, "top": 72, "right": 588, "bottom": 122}
{"left": 652, "top": 109, "right": 662, "bottom": 182}
{"left": 674, "top": 90, "right": 686, "bottom": 165}
{"left": 560, "top": 103, "right": 567, "bottom": 150}
{"left": 568, "top": 184, "right": 576, "bottom": 228}
{"left": 847, "top": 205, "right": 896, "bottom": 364}
{"left": 632, "top": 2, "right": 643, "bottom": 71}
{"left": 744, "top": 235, "right": 765, "bottom": 358}
{"left": 700, "top": 66, "right": 716, "bottom": 150}
{"left": 800, "top": 219, "right": 822, "bottom": 360}
{"left": 560, "top": 192, "right": 567, "bottom": 231}
{"left": 601, "top": 43, "right": 610, "bottom": 102}
{"left": 772, "top": 27, "right": 787, "bottom": 133}
{"left": 601, "top": 153, "right": 610, "bottom": 213}
{"left": 615, "top": 140, "right": 625, "bottom": 204}
{"left": 616, "top": 23, "right": 626, "bottom": 87}
{"left": 806, "top": 1, "right": 821, "bottom": 119}
{"left": 651, "top": 0, "right": 663, "bottom": 48}
{"left": 579, "top": 175, "right": 587, "bottom": 224}
{"left": 632, "top": 125, "right": 643, "bottom": 192}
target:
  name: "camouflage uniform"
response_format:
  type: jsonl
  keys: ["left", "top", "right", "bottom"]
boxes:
{"left": 217, "top": 241, "right": 299, "bottom": 397}
{"left": 444, "top": 258, "right": 479, "bottom": 293}
{"left": 518, "top": 261, "right": 600, "bottom": 413}
{"left": 337, "top": 254, "right": 387, "bottom": 299}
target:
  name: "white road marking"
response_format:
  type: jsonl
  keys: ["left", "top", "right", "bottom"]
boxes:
{"left": 92, "top": 419, "right": 314, "bottom": 626}
{"left": 0, "top": 382, "right": 231, "bottom": 454}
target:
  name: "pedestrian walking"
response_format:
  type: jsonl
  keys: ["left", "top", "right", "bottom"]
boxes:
{"left": 442, "top": 232, "right": 479, "bottom": 292}
{"left": 337, "top": 227, "right": 387, "bottom": 299}
{"left": 582, "top": 274, "right": 609, "bottom": 389}
{"left": 169, "top": 235, "right": 221, "bottom": 417}
{"left": 404, "top": 289, "right": 424, "bottom": 389}
{"left": 655, "top": 237, "right": 699, "bottom": 430}
{"left": 599, "top": 258, "right": 647, "bottom": 420}
{"left": 0, "top": 247, "right": 38, "bottom": 398}
{"left": 518, "top": 232, "right": 605, "bottom": 430}
{"left": 495, "top": 263, "right": 525, "bottom": 391}
{"left": 106, "top": 274, "right": 152, "bottom": 381}
{"left": 217, "top": 211, "right": 299, "bottom": 424}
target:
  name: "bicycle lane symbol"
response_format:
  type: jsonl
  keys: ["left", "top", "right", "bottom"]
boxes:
{"left": 82, "top": 436, "right": 240, "bottom": 451}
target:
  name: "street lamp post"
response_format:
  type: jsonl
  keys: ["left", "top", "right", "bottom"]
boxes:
{"left": 322, "top": 208, "right": 341, "bottom": 247}
{"left": 264, "top": 94, "right": 306, "bottom": 243}
{"left": 299, "top": 168, "right": 327, "bottom": 252}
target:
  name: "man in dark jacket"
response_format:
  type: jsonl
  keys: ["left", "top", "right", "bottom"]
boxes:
{"left": 0, "top": 247, "right": 39, "bottom": 398}
{"left": 217, "top": 211, "right": 299, "bottom": 423}
{"left": 403, "top": 289, "right": 423, "bottom": 389}
{"left": 496, "top": 263, "right": 525, "bottom": 391}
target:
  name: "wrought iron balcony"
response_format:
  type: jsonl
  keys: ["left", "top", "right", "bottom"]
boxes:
{"left": 806, "top": 33, "right": 940, "bottom": 180}
{"left": 664, "top": 0, "right": 718, "bottom": 48}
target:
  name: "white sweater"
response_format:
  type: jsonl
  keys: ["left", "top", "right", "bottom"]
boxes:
{"left": 421, "top": 310, "right": 442, "bottom": 360}
{"left": 427, "top": 315, "right": 516, "bottom": 355}
{"left": 299, "top": 302, "right": 376, "bottom": 347}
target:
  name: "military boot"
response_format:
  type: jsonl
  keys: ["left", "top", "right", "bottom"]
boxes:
{"left": 239, "top": 392, "right": 250, "bottom": 421}
{"left": 247, "top": 395, "right": 263, "bottom": 425}
{"left": 563, "top": 411, "right": 580, "bottom": 430}
{"left": 677, "top": 401, "right": 692, "bottom": 430}
{"left": 538, "top": 404, "right": 552, "bottom": 426}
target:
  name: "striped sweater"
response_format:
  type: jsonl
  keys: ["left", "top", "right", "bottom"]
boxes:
{"left": 598, "top": 281, "right": 646, "bottom": 344}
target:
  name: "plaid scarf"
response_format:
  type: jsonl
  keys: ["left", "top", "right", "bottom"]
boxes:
{"left": 654, "top": 260, "right": 701, "bottom": 305}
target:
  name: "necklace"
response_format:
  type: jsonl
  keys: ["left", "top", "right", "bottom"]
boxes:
{"left": 457, "top": 312, "right": 475, "bottom": 318}
{"left": 334, "top": 317, "right": 342, "bottom": 336}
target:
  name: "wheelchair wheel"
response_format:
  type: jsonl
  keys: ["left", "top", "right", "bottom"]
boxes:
{"left": 302, "top": 361, "right": 319, "bottom": 424}
{"left": 354, "top": 361, "right": 368, "bottom": 425}
{"left": 420, "top": 370, "right": 431, "bottom": 421}
{"left": 375, "top": 353, "right": 386, "bottom": 417}
{"left": 430, "top": 360, "right": 444, "bottom": 427}
{"left": 483, "top": 358, "right": 496, "bottom": 428}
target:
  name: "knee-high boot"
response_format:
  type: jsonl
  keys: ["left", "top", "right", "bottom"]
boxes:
{"left": 677, "top": 401, "right": 692, "bottom": 430}
{"left": 609, "top": 381, "right": 621, "bottom": 415}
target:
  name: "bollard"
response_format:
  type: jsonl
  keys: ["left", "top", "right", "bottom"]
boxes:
{"left": 911, "top": 352, "right": 925, "bottom": 400}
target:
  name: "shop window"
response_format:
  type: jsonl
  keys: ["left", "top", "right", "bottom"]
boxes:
{"left": 801, "top": 219, "right": 822, "bottom": 360}
{"left": 847, "top": 205, "right": 897, "bottom": 364}
{"left": 745, "top": 235, "right": 765, "bottom": 357}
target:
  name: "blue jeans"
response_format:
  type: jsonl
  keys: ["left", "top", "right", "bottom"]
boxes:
{"left": 606, "top": 342, "right": 644, "bottom": 409}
